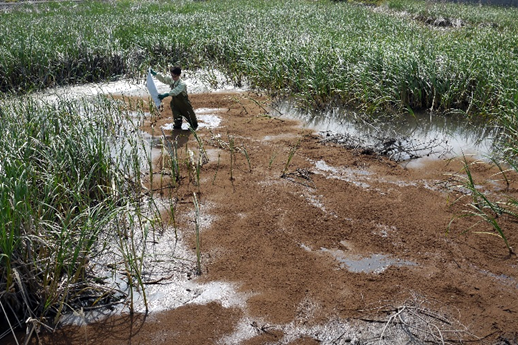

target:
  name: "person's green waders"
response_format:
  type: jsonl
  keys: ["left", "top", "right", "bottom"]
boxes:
{"left": 170, "top": 91, "right": 198, "bottom": 130}
{"left": 151, "top": 66, "right": 198, "bottom": 130}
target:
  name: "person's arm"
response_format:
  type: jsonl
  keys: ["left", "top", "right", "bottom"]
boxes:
{"left": 154, "top": 72, "right": 174, "bottom": 86}
{"left": 153, "top": 71, "right": 178, "bottom": 100}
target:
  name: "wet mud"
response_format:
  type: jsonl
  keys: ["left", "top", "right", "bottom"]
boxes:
{"left": 9, "top": 91, "right": 518, "bottom": 344}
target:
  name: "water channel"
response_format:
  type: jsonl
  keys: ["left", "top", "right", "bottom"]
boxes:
{"left": 274, "top": 101, "right": 502, "bottom": 167}
{"left": 37, "top": 71, "right": 502, "bottom": 168}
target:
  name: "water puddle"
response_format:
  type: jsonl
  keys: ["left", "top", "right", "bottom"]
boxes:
{"left": 160, "top": 110, "right": 223, "bottom": 131}
{"left": 470, "top": 264, "right": 518, "bottom": 291}
{"left": 125, "top": 108, "right": 224, "bottom": 165}
{"left": 275, "top": 101, "right": 501, "bottom": 164}
{"left": 321, "top": 248, "right": 417, "bottom": 273}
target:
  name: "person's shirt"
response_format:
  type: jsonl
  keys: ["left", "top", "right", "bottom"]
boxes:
{"left": 155, "top": 73, "right": 188, "bottom": 97}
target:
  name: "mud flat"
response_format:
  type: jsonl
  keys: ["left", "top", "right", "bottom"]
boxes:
{"left": 9, "top": 91, "right": 518, "bottom": 345}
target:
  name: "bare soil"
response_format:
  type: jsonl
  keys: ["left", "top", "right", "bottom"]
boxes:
{"left": 13, "top": 92, "right": 518, "bottom": 344}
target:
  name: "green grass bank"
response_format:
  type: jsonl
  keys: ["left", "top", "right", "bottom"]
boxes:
{"left": 1, "top": 0, "right": 517, "bottom": 126}
{"left": 0, "top": 94, "right": 161, "bottom": 332}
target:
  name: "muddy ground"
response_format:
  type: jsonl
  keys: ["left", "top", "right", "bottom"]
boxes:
{"left": 14, "top": 92, "right": 518, "bottom": 344}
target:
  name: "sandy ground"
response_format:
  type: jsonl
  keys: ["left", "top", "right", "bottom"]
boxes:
{"left": 12, "top": 92, "right": 518, "bottom": 344}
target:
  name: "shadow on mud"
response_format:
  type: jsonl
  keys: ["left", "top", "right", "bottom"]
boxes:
{"left": 4, "top": 313, "right": 149, "bottom": 345}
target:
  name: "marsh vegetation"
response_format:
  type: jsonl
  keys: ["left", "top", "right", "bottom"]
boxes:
{"left": 1, "top": 0, "right": 518, "bottom": 342}
{"left": 0, "top": 94, "right": 164, "bottom": 336}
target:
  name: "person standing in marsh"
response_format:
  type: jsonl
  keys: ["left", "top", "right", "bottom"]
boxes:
{"left": 150, "top": 66, "right": 198, "bottom": 130}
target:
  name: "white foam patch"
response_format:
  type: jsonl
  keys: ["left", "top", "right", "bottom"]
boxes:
{"left": 35, "top": 79, "right": 149, "bottom": 103}
{"left": 161, "top": 122, "right": 187, "bottom": 131}
{"left": 58, "top": 200, "right": 245, "bottom": 326}
{"left": 196, "top": 108, "right": 225, "bottom": 114}
{"left": 150, "top": 69, "right": 249, "bottom": 95}
{"left": 313, "top": 159, "right": 371, "bottom": 188}
{"left": 217, "top": 316, "right": 267, "bottom": 344}
{"left": 129, "top": 280, "right": 250, "bottom": 314}
{"left": 34, "top": 68, "right": 249, "bottom": 105}
{"left": 315, "top": 160, "right": 340, "bottom": 174}
{"left": 187, "top": 281, "right": 251, "bottom": 309}
{"left": 160, "top": 114, "right": 222, "bottom": 131}
{"left": 198, "top": 114, "right": 222, "bottom": 128}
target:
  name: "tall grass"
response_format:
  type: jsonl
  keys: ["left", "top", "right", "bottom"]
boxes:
{"left": 0, "top": 95, "right": 159, "bottom": 331}
{"left": 1, "top": 0, "right": 517, "bottom": 128}
{"left": 387, "top": 0, "right": 518, "bottom": 28}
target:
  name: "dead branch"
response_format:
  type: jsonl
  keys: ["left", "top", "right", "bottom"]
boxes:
{"left": 320, "top": 131, "right": 449, "bottom": 163}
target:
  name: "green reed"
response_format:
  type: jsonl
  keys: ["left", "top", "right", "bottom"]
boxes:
{"left": 0, "top": 95, "right": 159, "bottom": 329}
{"left": 449, "top": 157, "right": 517, "bottom": 255}
{"left": 192, "top": 193, "right": 202, "bottom": 276}
{"left": 282, "top": 139, "right": 301, "bottom": 177}
{"left": 269, "top": 151, "right": 279, "bottom": 169}
{"left": 228, "top": 135, "right": 235, "bottom": 181}
{"left": 161, "top": 128, "right": 181, "bottom": 185}
{"left": 213, "top": 153, "right": 221, "bottom": 185}
{"left": 1, "top": 0, "right": 517, "bottom": 126}
{"left": 241, "top": 145, "right": 252, "bottom": 172}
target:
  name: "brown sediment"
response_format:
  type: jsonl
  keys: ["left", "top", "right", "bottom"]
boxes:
{"left": 13, "top": 91, "right": 518, "bottom": 345}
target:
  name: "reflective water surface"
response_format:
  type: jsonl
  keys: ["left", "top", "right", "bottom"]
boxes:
{"left": 275, "top": 101, "right": 502, "bottom": 164}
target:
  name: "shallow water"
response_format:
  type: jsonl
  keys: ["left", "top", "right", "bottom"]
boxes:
{"left": 321, "top": 248, "right": 417, "bottom": 273}
{"left": 275, "top": 101, "right": 501, "bottom": 165}
{"left": 313, "top": 159, "right": 372, "bottom": 188}
{"left": 33, "top": 72, "right": 501, "bottom": 168}
{"left": 160, "top": 109, "right": 224, "bottom": 131}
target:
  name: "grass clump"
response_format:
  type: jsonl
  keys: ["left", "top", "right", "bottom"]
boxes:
{"left": 448, "top": 157, "right": 518, "bottom": 256}
{"left": 0, "top": 95, "right": 157, "bottom": 332}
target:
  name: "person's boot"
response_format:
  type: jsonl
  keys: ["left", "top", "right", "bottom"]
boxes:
{"left": 188, "top": 119, "right": 198, "bottom": 131}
